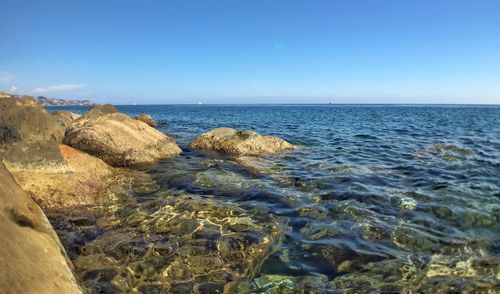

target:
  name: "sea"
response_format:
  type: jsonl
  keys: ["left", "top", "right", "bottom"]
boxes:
{"left": 48, "top": 104, "right": 500, "bottom": 293}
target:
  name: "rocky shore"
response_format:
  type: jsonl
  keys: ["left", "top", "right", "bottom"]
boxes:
{"left": 0, "top": 93, "right": 295, "bottom": 293}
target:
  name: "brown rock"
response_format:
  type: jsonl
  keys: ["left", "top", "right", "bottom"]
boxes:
{"left": 64, "top": 111, "right": 181, "bottom": 166}
{"left": 0, "top": 122, "right": 20, "bottom": 150}
{"left": 18, "top": 95, "right": 39, "bottom": 107}
{"left": 3, "top": 143, "right": 114, "bottom": 209}
{"left": 0, "top": 97, "right": 65, "bottom": 143}
{"left": 0, "top": 162, "right": 83, "bottom": 293}
{"left": 0, "top": 92, "right": 11, "bottom": 99}
{"left": 189, "top": 127, "right": 295, "bottom": 156}
{"left": 52, "top": 111, "right": 81, "bottom": 129}
{"left": 0, "top": 98, "right": 114, "bottom": 209}
{"left": 134, "top": 114, "right": 158, "bottom": 127}
{"left": 76, "top": 104, "right": 119, "bottom": 121}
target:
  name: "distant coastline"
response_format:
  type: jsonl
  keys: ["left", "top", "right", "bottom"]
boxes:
{"left": 1, "top": 92, "right": 96, "bottom": 106}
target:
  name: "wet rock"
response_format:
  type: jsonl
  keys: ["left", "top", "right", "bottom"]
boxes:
{"left": 134, "top": 114, "right": 158, "bottom": 127}
{"left": 64, "top": 107, "right": 181, "bottom": 166}
{"left": 250, "top": 274, "right": 331, "bottom": 293}
{"left": 414, "top": 142, "right": 473, "bottom": 161}
{"left": 194, "top": 168, "right": 264, "bottom": 193}
{"left": 0, "top": 162, "right": 83, "bottom": 293}
{"left": 189, "top": 127, "right": 295, "bottom": 156}
{"left": 392, "top": 226, "right": 438, "bottom": 251}
{"left": 0, "top": 96, "right": 65, "bottom": 143}
{"left": 194, "top": 282, "right": 224, "bottom": 294}
{"left": 52, "top": 110, "right": 81, "bottom": 129}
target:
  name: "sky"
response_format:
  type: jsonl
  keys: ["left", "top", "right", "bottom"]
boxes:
{"left": 1, "top": 0, "right": 499, "bottom": 104}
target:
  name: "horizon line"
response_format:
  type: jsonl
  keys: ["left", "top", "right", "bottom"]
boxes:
{"left": 49, "top": 102, "right": 500, "bottom": 106}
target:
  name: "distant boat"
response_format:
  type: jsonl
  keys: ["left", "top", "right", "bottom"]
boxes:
{"left": 132, "top": 102, "right": 137, "bottom": 105}
{"left": 198, "top": 101, "right": 202, "bottom": 105}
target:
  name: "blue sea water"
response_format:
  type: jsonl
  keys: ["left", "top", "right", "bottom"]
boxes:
{"left": 49, "top": 104, "right": 500, "bottom": 292}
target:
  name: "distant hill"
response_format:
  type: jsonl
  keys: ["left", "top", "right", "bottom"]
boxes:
{"left": 0, "top": 92, "right": 96, "bottom": 106}
{"left": 34, "top": 96, "right": 96, "bottom": 106}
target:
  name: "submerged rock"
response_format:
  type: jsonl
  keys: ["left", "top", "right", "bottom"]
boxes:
{"left": 51, "top": 171, "right": 287, "bottom": 293}
{"left": 134, "top": 114, "right": 158, "bottom": 127}
{"left": 189, "top": 127, "right": 295, "bottom": 156}
{"left": 0, "top": 163, "right": 82, "bottom": 293}
{"left": 64, "top": 107, "right": 181, "bottom": 166}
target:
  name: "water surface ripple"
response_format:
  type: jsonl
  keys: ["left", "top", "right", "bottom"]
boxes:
{"left": 49, "top": 105, "right": 500, "bottom": 293}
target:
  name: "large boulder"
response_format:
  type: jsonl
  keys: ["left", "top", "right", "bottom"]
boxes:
{"left": 64, "top": 109, "right": 181, "bottom": 166}
{"left": 134, "top": 114, "right": 157, "bottom": 127}
{"left": 0, "top": 97, "right": 114, "bottom": 209}
{"left": 0, "top": 122, "right": 20, "bottom": 154}
{"left": 189, "top": 127, "right": 295, "bottom": 156}
{"left": 0, "top": 162, "right": 83, "bottom": 293}
{"left": 18, "top": 95, "right": 39, "bottom": 107}
{"left": 3, "top": 143, "right": 114, "bottom": 209}
{"left": 76, "top": 103, "right": 118, "bottom": 121}
{"left": 52, "top": 111, "right": 81, "bottom": 129}
{"left": 0, "top": 92, "right": 11, "bottom": 98}
{"left": 0, "top": 97, "right": 65, "bottom": 143}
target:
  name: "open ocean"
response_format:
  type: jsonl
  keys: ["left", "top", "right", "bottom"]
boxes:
{"left": 48, "top": 104, "right": 500, "bottom": 293}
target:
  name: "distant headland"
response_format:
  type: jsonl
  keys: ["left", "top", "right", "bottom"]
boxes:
{"left": 0, "top": 92, "right": 95, "bottom": 106}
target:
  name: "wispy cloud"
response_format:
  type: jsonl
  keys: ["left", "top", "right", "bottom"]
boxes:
{"left": 33, "top": 83, "right": 87, "bottom": 93}
{"left": 0, "top": 71, "right": 14, "bottom": 83}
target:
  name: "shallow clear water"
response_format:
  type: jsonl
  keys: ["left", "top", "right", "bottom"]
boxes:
{"left": 49, "top": 104, "right": 500, "bottom": 293}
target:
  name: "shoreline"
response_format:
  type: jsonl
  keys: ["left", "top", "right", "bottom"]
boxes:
{"left": 0, "top": 93, "right": 296, "bottom": 293}
{"left": 1, "top": 93, "right": 499, "bottom": 292}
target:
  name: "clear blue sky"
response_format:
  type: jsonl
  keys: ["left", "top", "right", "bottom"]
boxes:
{"left": 1, "top": 0, "right": 499, "bottom": 104}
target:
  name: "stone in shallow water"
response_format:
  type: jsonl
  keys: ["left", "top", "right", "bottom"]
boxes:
{"left": 414, "top": 142, "right": 473, "bottom": 162}
{"left": 189, "top": 127, "right": 295, "bottom": 156}
{"left": 64, "top": 106, "right": 181, "bottom": 166}
{"left": 51, "top": 171, "right": 288, "bottom": 293}
{"left": 134, "top": 114, "right": 158, "bottom": 128}
{"left": 194, "top": 167, "right": 264, "bottom": 193}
